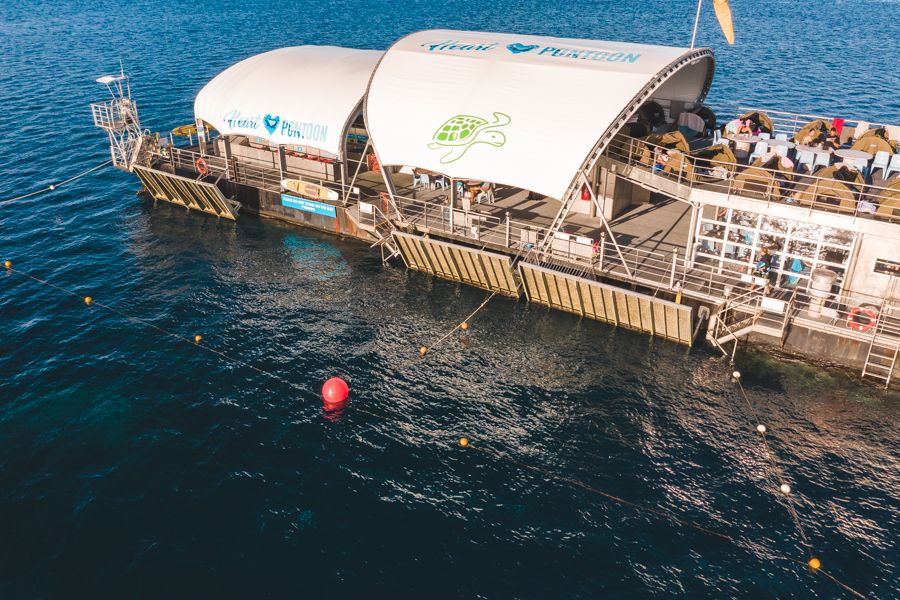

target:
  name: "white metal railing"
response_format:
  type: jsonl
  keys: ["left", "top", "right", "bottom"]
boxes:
{"left": 604, "top": 133, "right": 899, "bottom": 223}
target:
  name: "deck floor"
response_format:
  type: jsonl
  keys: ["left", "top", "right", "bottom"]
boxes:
{"left": 356, "top": 171, "right": 692, "bottom": 256}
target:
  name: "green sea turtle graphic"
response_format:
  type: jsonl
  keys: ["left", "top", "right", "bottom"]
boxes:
{"left": 427, "top": 112, "right": 511, "bottom": 164}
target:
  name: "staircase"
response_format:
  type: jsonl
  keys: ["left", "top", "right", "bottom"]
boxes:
{"left": 707, "top": 289, "right": 793, "bottom": 359}
{"left": 369, "top": 206, "right": 400, "bottom": 263}
{"left": 862, "top": 308, "right": 900, "bottom": 387}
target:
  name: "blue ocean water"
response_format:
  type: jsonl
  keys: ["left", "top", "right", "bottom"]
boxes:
{"left": 1, "top": 1, "right": 899, "bottom": 598}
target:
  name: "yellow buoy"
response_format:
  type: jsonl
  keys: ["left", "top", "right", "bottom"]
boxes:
{"left": 419, "top": 346, "right": 428, "bottom": 357}
{"left": 459, "top": 437, "right": 469, "bottom": 447}
{"left": 460, "top": 321, "right": 469, "bottom": 331}
{"left": 3, "top": 260, "right": 10, "bottom": 269}
{"left": 808, "top": 557, "right": 821, "bottom": 570}
{"left": 84, "top": 296, "right": 93, "bottom": 305}
{"left": 194, "top": 335, "right": 203, "bottom": 344}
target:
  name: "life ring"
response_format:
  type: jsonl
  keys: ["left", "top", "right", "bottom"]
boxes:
{"left": 195, "top": 157, "right": 209, "bottom": 175}
{"left": 847, "top": 306, "right": 877, "bottom": 333}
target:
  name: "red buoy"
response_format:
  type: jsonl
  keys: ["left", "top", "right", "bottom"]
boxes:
{"left": 322, "top": 377, "right": 349, "bottom": 406}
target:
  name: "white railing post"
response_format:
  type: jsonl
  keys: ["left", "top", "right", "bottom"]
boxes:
{"left": 670, "top": 248, "right": 678, "bottom": 289}
{"left": 599, "top": 231, "right": 606, "bottom": 270}
{"left": 505, "top": 211, "right": 511, "bottom": 248}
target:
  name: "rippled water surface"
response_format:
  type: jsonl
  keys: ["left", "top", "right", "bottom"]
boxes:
{"left": 1, "top": 1, "right": 899, "bottom": 598}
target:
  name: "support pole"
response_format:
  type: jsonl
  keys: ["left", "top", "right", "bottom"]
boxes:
{"left": 505, "top": 211, "right": 511, "bottom": 248}
{"left": 690, "top": 0, "right": 703, "bottom": 50}
{"left": 579, "top": 171, "right": 633, "bottom": 279}
{"left": 340, "top": 155, "right": 349, "bottom": 206}
{"left": 346, "top": 139, "right": 371, "bottom": 203}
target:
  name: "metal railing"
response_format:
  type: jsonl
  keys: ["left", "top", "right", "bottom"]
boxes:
{"left": 733, "top": 107, "right": 898, "bottom": 139}
{"left": 604, "top": 132, "right": 899, "bottom": 223}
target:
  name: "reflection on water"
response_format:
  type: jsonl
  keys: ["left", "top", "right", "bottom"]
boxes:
{"left": 0, "top": 0, "right": 898, "bottom": 596}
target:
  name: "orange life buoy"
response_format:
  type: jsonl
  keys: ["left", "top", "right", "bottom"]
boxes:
{"left": 195, "top": 157, "right": 209, "bottom": 175}
{"left": 847, "top": 306, "right": 877, "bottom": 333}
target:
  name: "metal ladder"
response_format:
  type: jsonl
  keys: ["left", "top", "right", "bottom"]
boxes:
{"left": 368, "top": 207, "right": 400, "bottom": 263}
{"left": 861, "top": 311, "right": 899, "bottom": 387}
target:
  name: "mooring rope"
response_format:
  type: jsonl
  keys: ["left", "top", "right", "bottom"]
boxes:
{"left": 461, "top": 440, "right": 866, "bottom": 599}
{"left": 1, "top": 263, "right": 868, "bottom": 598}
{"left": 4, "top": 265, "right": 306, "bottom": 393}
{"left": 731, "top": 374, "right": 813, "bottom": 555}
{"left": 0, "top": 159, "right": 112, "bottom": 205}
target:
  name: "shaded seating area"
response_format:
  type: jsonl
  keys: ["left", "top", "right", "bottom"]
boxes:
{"left": 852, "top": 128, "right": 898, "bottom": 154}
{"left": 688, "top": 144, "right": 736, "bottom": 181}
{"left": 791, "top": 165, "right": 865, "bottom": 212}
{"left": 738, "top": 110, "right": 774, "bottom": 134}
{"left": 792, "top": 119, "right": 830, "bottom": 145}
{"left": 632, "top": 131, "right": 691, "bottom": 167}
{"left": 732, "top": 166, "right": 782, "bottom": 199}
{"left": 875, "top": 177, "right": 900, "bottom": 221}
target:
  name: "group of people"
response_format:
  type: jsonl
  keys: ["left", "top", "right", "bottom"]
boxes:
{"left": 797, "top": 126, "right": 842, "bottom": 150}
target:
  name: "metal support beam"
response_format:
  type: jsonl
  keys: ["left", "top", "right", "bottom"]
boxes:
{"left": 579, "top": 171, "right": 633, "bottom": 279}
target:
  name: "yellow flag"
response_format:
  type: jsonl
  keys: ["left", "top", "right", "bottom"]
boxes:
{"left": 713, "top": 0, "right": 735, "bottom": 44}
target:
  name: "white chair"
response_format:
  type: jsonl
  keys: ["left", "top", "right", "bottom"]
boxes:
{"left": 854, "top": 121, "right": 870, "bottom": 140}
{"left": 871, "top": 151, "right": 890, "bottom": 177}
{"left": 748, "top": 141, "right": 769, "bottom": 162}
{"left": 796, "top": 149, "right": 815, "bottom": 172}
{"left": 775, "top": 133, "right": 787, "bottom": 141}
{"left": 812, "top": 151, "right": 831, "bottom": 172}
{"left": 759, "top": 132, "right": 771, "bottom": 140}
{"left": 433, "top": 175, "right": 448, "bottom": 190}
{"left": 712, "top": 129, "right": 722, "bottom": 144}
{"left": 775, "top": 144, "right": 789, "bottom": 157}
{"left": 417, "top": 173, "right": 431, "bottom": 189}
{"left": 885, "top": 154, "right": 900, "bottom": 179}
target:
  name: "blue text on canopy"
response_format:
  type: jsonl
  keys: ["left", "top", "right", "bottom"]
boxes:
{"left": 281, "top": 194, "right": 337, "bottom": 218}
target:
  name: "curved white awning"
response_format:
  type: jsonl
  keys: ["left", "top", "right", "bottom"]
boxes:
{"left": 195, "top": 46, "right": 383, "bottom": 158}
{"left": 366, "top": 30, "right": 713, "bottom": 199}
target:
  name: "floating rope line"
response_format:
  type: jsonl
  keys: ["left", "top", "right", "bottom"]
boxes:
{"left": 731, "top": 373, "right": 813, "bottom": 555}
{"left": 461, "top": 439, "right": 866, "bottom": 600}
{"left": 1, "top": 263, "right": 868, "bottom": 598}
{"left": 0, "top": 159, "right": 112, "bottom": 205}
{"left": 4, "top": 264, "right": 305, "bottom": 394}
{"left": 418, "top": 291, "right": 497, "bottom": 358}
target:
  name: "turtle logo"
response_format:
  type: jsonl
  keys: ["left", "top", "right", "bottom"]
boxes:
{"left": 427, "top": 112, "right": 511, "bottom": 164}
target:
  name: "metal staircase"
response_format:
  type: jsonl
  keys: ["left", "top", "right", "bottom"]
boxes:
{"left": 369, "top": 206, "right": 400, "bottom": 262}
{"left": 861, "top": 306, "right": 899, "bottom": 387}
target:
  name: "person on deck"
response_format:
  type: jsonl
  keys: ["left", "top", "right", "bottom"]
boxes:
{"left": 822, "top": 127, "right": 841, "bottom": 150}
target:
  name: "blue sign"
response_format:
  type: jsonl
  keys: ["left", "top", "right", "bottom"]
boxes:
{"left": 281, "top": 194, "right": 337, "bottom": 218}
{"left": 419, "top": 39, "right": 641, "bottom": 64}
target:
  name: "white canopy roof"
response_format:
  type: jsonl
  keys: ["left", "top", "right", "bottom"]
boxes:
{"left": 194, "top": 46, "right": 383, "bottom": 157}
{"left": 366, "top": 30, "right": 713, "bottom": 199}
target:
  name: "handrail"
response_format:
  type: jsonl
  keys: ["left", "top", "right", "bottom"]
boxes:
{"left": 604, "top": 132, "right": 899, "bottom": 224}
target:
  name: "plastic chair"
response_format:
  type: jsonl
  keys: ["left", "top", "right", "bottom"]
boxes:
{"left": 812, "top": 151, "right": 831, "bottom": 172}
{"left": 871, "top": 151, "right": 890, "bottom": 177}
{"left": 775, "top": 144, "right": 789, "bottom": 157}
{"left": 759, "top": 132, "right": 771, "bottom": 140}
{"left": 748, "top": 141, "right": 769, "bottom": 162}
{"left": 885, "top": 154, "right": 900, "bottom": 179}
{"left": 775, "top": 133, "right": 788, "bottom": 141}
{"left": 433, "top": 176, "right": 448, "bottom": 190}
{"left": 418, "top": 173, "right": 431, "bottom": 189}
{"left": 712, "top": 129, "right": 722, "bottom": 144}
{"left": 796, "top": 150, "right": 815, "bottom": 172}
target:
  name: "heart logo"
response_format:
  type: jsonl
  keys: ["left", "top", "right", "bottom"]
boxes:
{"left": 263, "top": 114, "right": 280, "bottom": 136}
{"left": 507, "top": 43, "right": 539, "bottom": 55}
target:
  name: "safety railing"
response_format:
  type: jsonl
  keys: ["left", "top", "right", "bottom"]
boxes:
{"left": 389, "top": 193, "right": 760, "bottom": 301}
{"left": 158, "top": 146, "right": 359, "bottom": 202}
{"left": 604, "top": 132, "right": 900, "bottom": 223}
{"left": 733, "top": 107, "right": 898, "bottom": 139}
